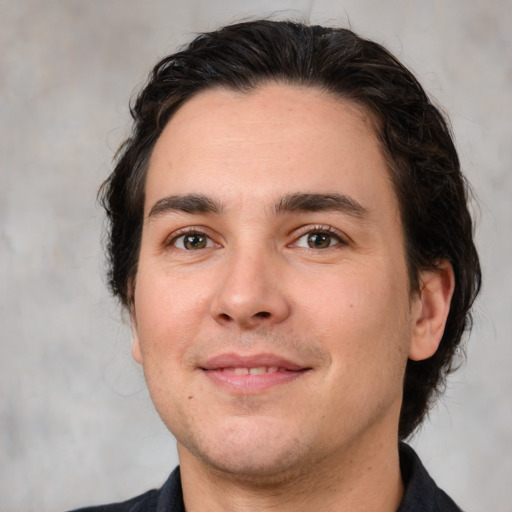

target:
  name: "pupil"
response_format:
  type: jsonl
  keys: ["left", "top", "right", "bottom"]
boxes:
{"left": 184, "top": 234, "right": 206, "bottom": 249}
{"left": 308, "top": 233, "right": 330, "bottom": 248}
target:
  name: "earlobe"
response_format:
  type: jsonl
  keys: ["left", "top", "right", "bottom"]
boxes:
{"left": 409, "top": 260, "right": 455, "bottom": 361}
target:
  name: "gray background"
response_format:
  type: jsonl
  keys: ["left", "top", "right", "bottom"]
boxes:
{"left": 1, "top": 1, "right": 511, "bottom": 511}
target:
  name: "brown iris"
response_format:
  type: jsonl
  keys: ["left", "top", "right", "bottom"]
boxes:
{"left": 307, "top": 233, "right": 332, "bottom": 249}
{"left": 183, "top": 233, "right": 208, "bottom": 250}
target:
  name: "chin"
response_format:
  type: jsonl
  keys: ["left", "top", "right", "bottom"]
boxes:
{"left": 197, "top": 446, "right": 312, "bottom": 485}
{"left": 179, "top": 417, "right": 318, "bottom": 483}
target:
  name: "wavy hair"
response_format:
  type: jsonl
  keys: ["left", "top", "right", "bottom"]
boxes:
{"left": 99, "top": 20, "right": 481, "bottom": 439}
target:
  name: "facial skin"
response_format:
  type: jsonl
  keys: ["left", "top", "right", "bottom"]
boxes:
{"left": 131, "top": 84, "right": 454, "bottom": 510}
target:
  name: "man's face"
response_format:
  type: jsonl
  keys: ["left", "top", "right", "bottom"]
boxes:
{"left": 131, "top": 84, "right": 425, "bottom": 479}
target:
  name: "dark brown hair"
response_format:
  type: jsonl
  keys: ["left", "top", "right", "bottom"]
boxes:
{"left": 100, "top": 20, "right": 481, "bottom": 439}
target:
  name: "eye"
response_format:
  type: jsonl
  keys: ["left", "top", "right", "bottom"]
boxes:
{"left": 293, "top": 229, "right": 344, "bottom": 249}
{"left": 172, "top": 232, "right": 214, "bottom": 250}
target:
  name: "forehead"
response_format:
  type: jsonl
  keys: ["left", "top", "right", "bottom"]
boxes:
{"left": 145, "top": 83, "right": 396, "bottom": 218}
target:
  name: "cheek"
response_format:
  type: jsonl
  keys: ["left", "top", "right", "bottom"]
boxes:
{"left": 133, "top": 268, "right": 210, "bottom": 358}
{"left": 298, "top": 262, "right": 412, "bottom": 368}
{"left": 316, "top": 272, "right": 411, "bottom": 410}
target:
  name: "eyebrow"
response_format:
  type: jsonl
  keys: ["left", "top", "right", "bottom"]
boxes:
{"left": 147, "top": 191, "right": 368, "bottom": 221}
{"left": 273, "top": 193, "right": 368, "bottom": 218}
{"left": 148, "top": 194, "right": 224, "bottom": 219}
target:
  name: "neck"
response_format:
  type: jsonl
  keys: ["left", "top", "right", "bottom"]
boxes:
{"left": 178, "top": 431, "right": 404, "bottom": 512}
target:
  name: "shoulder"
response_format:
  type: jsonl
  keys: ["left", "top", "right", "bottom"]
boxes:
{"left": 398, "top": 443, "right": 463, "bottom": 512}
{"left": 66, "top": 467, "right": 184, "bottom": 512}
{"left": 67, "top": 489, "right": 158, "bottom": 512}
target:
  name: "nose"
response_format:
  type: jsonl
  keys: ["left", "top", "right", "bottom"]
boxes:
{"left": 210, "top": 247, "right": 291, "bottom": 329}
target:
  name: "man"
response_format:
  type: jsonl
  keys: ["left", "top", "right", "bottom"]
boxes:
{"left": 74, "top": 20, "right": 481, "bottom": 511}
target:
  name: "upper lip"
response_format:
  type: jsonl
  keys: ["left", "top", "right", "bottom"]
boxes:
{"left": 200, "top": 353, "right": 307, "bottom": 371}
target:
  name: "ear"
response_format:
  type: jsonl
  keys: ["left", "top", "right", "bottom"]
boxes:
{"left": 128, "top": 288, "right": 143, "bottom": 365}
{"left": 409, "top": 260, "right": 455, "bottom": 361}
{"left": 131, "top": 315, "right": 143, "bottom": 364}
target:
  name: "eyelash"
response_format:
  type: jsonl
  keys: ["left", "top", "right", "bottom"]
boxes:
{"left": 165, "top": 225, "right": 349, "bottom": 251}
{"left": 166, "top": 227, "right": 219, "bottom": 250}
{"left": 290, "top": 225, "right": 348, "bottom": 249}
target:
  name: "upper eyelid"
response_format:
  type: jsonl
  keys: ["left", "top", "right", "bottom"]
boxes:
{"left": 291, "top": 224, "right": 349, "bottom": 242}
{"left": 165, "top": 226, "right": 218, "bottom": 246}
{"left": 162, "top": 224, "right": 350, "bottom": 246}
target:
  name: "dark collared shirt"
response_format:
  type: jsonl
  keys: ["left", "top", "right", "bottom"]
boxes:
{"left": 396, "top": 443, "right": 462, "bottom": 511}
{"left": 70, "top": 443, "right": 462, "bottom": 512}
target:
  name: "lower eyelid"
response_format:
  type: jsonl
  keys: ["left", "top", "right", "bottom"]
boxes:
{"left": 172, "top": 234, "right": 214, "bottom": 249}
{"left": 291, "top": 227, "right": 347, "bottom": 247}
{"left": 165, "top": 227, "right": 347, "bottom": 250}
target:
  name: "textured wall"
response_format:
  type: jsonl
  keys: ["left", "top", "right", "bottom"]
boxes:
{"left": 1, "top": 1, "right": 510, "bottom": 511}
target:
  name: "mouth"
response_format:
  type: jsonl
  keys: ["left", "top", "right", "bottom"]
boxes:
{"left": 200, "top": 353, "right": 310, "bottom": 394}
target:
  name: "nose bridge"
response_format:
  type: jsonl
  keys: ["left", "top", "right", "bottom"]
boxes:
{"left": 212, "top": 240, "right": 290, "bottom": 327}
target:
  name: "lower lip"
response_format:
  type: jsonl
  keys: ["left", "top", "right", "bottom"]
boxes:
{"left": 203, "top": 369, "right": 306, "bottom": 394}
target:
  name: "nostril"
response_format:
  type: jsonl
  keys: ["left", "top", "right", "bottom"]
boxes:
{"left": 255, "top": 311, "right": 271, "bottom": 319}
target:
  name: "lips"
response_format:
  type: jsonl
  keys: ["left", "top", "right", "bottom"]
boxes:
{"left": 222, "top": 366, "right": 282, "bottom": 375}
{"left": 200, "top": 353, "right": 309, "bottom": 393}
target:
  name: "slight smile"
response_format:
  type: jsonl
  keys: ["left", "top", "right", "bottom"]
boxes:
{"left": 200, "top": 353, "right": 310, "bottom": 394}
